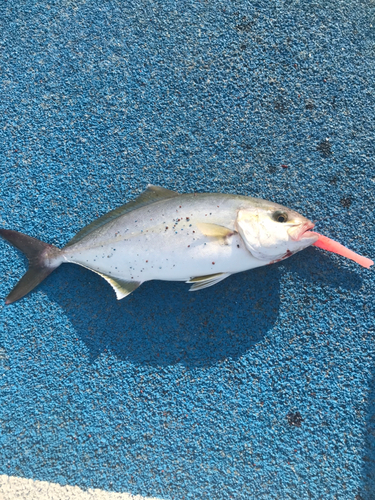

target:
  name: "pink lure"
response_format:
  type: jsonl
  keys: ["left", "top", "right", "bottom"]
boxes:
{"left": 310, "top": 232, "right": 373, "bottom": 269}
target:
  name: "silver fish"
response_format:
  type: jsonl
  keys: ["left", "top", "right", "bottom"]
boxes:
{"left": 0, "top": 184, "right": 359, "bottom": 305}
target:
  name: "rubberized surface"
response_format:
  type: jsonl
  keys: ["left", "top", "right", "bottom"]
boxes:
{"left": 0, "top": 1, "right": 374, "bottom": 499}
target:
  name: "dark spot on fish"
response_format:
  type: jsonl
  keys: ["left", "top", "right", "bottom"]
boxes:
{"left": 317, "top": 139, "right": 332, "bottom": 157}
{"left": 193, "top": 231, "right": 195, "bottom": 233}
{"left": 237, "top": 244, "right": 240, "bottom": 248}
{"left": 212, "top": 262, "right": 215, "bottom": 265}
{"left": 188, "top": 245, "right": 190, "bottom": 247}
{"left": 340, "top": 197, "right": 352, "bottom": 208}
{"left": 179, "top": 206, "right": 181, "bottom": 208}
{"left": 146, "top": 260, "right": 148, "bottom": 263}
{"left": 166, "top": 226, "right": 168, "bottom": 230}
{"left": 287, "top": 411, "right": 303, "bottom": 427}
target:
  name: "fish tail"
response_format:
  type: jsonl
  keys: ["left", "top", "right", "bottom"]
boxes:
{"left": 0, "top": 229, "right": 63, "bottom": 305}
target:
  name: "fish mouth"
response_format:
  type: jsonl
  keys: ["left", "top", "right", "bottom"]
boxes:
{"left": 288, "top": 221, "right": 316, "bottom": 241}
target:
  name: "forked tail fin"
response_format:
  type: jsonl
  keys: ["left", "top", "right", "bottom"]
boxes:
{"left": 0, "top": 229, "right": 62, "bottom": 305}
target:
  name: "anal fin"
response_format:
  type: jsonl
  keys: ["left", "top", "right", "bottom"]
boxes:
{"left": 187, "top": 272, "right": 231, "bottom": 291}
{"left": 95, "top": 272, "right": 142, "bottom": 300}
{"left": 74, "top": 262, "right": 142, "bottom": 300}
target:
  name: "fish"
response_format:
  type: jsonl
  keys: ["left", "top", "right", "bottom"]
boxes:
{"left": 0, "top": 185, "right": 373, "bottom": 305}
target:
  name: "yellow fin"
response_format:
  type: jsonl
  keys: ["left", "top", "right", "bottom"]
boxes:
{"left": 188, "top": 273, "right": 225, "bottom": 283}
{"left": 95, "top": 272, "right": 142, "bottom": 300}
{"left": 186, "top": 273, "right": 231, "bottom": 291}
{"left": 196, "top": 222, "right": 234, "bottom": 239}
{"left": 74, "top": 262, "right": 142, "bottom": 299}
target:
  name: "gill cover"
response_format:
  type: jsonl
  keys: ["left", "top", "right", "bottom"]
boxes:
{"left": 236, "top": 209, "right": 284, "bottom": 260}
{"left": 236, "top": 207, "right": 319, "bottom": 262}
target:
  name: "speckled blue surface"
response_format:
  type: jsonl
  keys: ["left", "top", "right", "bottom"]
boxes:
{"left": 0, "top": 1, "right": 374, "bottom": 499}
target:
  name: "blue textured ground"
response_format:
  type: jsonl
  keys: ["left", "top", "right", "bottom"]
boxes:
{"left": 0, "top": 1, "right": 374, "bottom": 499}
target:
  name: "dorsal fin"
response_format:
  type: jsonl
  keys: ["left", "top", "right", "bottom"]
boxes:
{"left": 65, "top": 185, "right": 179, "bottom": 247}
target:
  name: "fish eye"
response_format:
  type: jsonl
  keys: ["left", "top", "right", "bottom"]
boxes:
{"left": 273, "top": 211, "right": 288, "bottom": 223}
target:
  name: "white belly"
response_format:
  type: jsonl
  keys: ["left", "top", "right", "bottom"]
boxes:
{"left": 63, "top": 220, "right": 264, "bottom": 282}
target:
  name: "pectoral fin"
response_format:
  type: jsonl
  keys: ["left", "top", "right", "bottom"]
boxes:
{"left": 196, "top": 223, "right": 235, "bottom": 241}
{"left": 187, "top": 272, "right": 231, "bottom": 291}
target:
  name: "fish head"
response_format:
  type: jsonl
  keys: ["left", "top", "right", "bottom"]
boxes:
{"left": 236, "top": 203, "right": 319, "bottom": 262}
